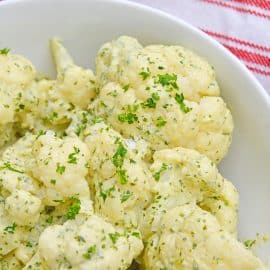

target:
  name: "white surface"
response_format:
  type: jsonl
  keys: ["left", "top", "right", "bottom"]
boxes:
{"left": 0, "top": 0, "right": 269, "bottom": 260}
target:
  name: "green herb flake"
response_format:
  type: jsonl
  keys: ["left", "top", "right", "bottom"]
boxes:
{"left": 174, "top": 93, "right": 191, "bottom": 113}
{"left": 66, "top": 198, "right": 81, "bottom": 220}
{"left": 244, "top": 239, "right": 256, "bottom": 249}
{"left": 56, "top": 163, "right": 66, "bottom": 174}
{"left": 117, "top": 169, "right": 128, "bottom": 185}
{"left": 100, "top": 186, "right": 115, "bottom": 202}
{"left": 46, "top": 216, "right": 53, "bottom": 224}
{"left": 25, "top": 241, "right": 33, "bottom": 248}
{"left": 4, "top": 223, "right": 17, "bottom": 234}
{"left": 109, "top": 232, "right": 120, "bottom": 244}
{"left": 156, "top": 116, "right": 167, "bottom": 127}
{"left": 118, "top": 112, "right": 138, "bottom": 124}
{"left": 0, "top": 48, "right": 10, "bottom": 55}
{"left": 0, "top": 162, "right": 24, "bottom": 174}
{"left": 50, "top": 179, "right": 56, "bottom": 185}
{"left": 68, "top": 147, "right": 80, "bottom": 164}
{"left": 123, "top": 84, "right": 130, "bottom": 92}
{"left": 157, "top": 73, "right": 178, "bottom": 89}
{"left": 112, "top": 142, "right": 127, "bottom": 168}
{"left": 36, "top": 130, "right": 46, "bottom": 140}
{"left": 131, "top": 231, "right": 141, "bottom": 238}
{"left": 139, "top": 68, "right": 150, "bottom": 80}
{"left": 83, "top": 245, "right": 97, "bottom": 259}
{"left": 120, "top": 190, "right": 133, "bottom": 203}
{"left": 153, "top": 163, "right": 168, "bottom": 181}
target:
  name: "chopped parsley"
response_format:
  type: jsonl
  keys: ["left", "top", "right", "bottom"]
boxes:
{"left": 153, "top": 163, "right": 168, "bottom": 181}
{"left": 36, "top": 130, "right": 46, "bottom": 140}
{"left": 139, "top": 68, "right": 150, "bottom": 80}
{"left": 120, "top": 190, "right": 133, "bottom": 203}
{"left": 56, "top": 163, "right": 66, "bottom": 174}
{"left": 0, "top": 48, "right": 10, "bottom": 55}
{"left": 68, "top": 147, "right": 80, "bottom": 164}
{"left": 156, "top": 116, "right": 167, "bottom": 127}
{"left": 157, "top": 73, "right": 178, "bottom": 89}
{"left": 25, "top": 241, "right": 33, "bottom": 248}
{"left": 66, "top": 198, "right": 81, "bottom": 220}
{"left": 83, "top": 245, "right": 97, "bottom": 259}
{"left": 131, "top": 231, "right": 141, "bottom": 238}
{"left": 244, "top": 239, "right": 256, "bottom": 249}
{"left": 100, "top": 186, "right": 115, "bottom": 202}
{"left": 123, "top": 84, "right": 130, "bottom": 92}
{"left": 118, "top": 112, "right": 138, "bottom": 124}
{"left": 0, "top": 162, "right": 24, "bottom": 174}
{"left": 46, "top": 216, "right": 53, "bottom": 224}
{"left": 109, "top": 232, "right": 120, "bottom": 244}
{"left": 4, "top": 223, "right": 17, "bottom": 234}
{"left": 143, "top": 93, "right": 160, "bottom": 109}
{"left": 50, "top": 179, "right": 56, "bottom": 185}
{"left": 117, "top": 169, "right": 128, "bottom": 185}
{"left": 112, "top": 142, "right": 127, "bottom": 168}
{"left": 174, "top": 93, "right": 191, "bottom": 113}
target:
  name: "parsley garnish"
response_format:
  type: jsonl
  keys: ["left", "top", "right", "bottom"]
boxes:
{"left": 66, "top": 197, "right": 81, "bottom": 220}
{"left": 0, "top": 48, "right": 10, "bottom": 55}
{"left": 100, "top": 186, "right": 115, "bottom": 202}
{"left": 68, "top": 147, "right": 80, "bottom": 164}
{"left": 139, "top": 68, "right": 150, "bottom": 80}
{"left": 120, "top": 190, "right": 133, "bottom": 203}
{"left": 174, "top": 93, "right": 191, "bottom": 113}
{"left": 0, "top": 162, "right": 24, "bottom": 174}
{"left": 56, "top": 163, "right": 66, "bottom": 174}
{"left": 25, "top": 241, "right": 33, "bottom": 248}
{"left": 109, "top": 232, "right": 120, "bottom": 244}
{"left": 112, "top": 142, "right": 127, "bottom": 168}
{"left": 117, "top": 169, "right": 128, "bottom": 185}
{"left": 123, "top": 84, "right": 130, "bottom": 92}
{"left": 153, "top": 163, "right": 168, "bottom": 181}
{"left": 244, "top": 239, "right": 256, "bottom": 249}
{"left": 156, "top": 116, "right": 167, "bottom": 127}
{"left": 36, "top": 130, "right": 46, "bottom": 140}
{"left": 157, "top": 73, "right": 178, "bottom": 89}
{"left": 143, "top": 93, "right": 160, "bottom": 109}
{"left": 50, "top": 179, "right": 56, "bottom": 185}
{"left": 83, "top": 245, "right": 97, "bottom": 259}
{"left": 4, "top": 223, "right": 17, "bottom": 234}
{"left": 118, "top": 112, "right": 138, "bottom": 124}
{"left": 46, "top": 216, "right": 53, "bottom": 224}
{"left": 131, "top": 231, "right": 141, "bottom": 238}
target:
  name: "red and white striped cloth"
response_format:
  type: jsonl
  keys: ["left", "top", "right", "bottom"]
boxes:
{"left": 129, "top": 0, "right": 270, "bottom": 94}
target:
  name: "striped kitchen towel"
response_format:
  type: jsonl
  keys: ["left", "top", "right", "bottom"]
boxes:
{"left": 129, "top": 0, "right": 270, "bottom": 94}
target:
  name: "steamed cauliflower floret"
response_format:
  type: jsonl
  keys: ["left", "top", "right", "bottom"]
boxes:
{"left": 31, "top": 133, "right": 90, "bottom": 202}
{"left": 83, "top": 121, "right": 154, "bottom": 228}
{"left": 143, "top": 203, "right": 265, "bottom": 270}
{"left": 150, "top": 147, "right": 239, "bottom": 234}
{"left": 0, "top": 52, "right": 36, "bottom": 147}
{"left": 35, "top": 215, "right": 143, "bottom": 270}
{"left": 51, "top": 38, "right": 96, "bottom": 109}
{"left": 90, "top": 82, "right": 233, "bottom": 162}
{"left": 17, "top": 39, "right": 96, "bottom": 131}
{"left": 5, "top": 190, "right": 41, "bottom": 226}
{"left": 96, "top": 36, "right": 219, "bottom": 101}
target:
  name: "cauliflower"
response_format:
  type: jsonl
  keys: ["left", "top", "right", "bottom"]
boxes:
{"left": 5, "top": 190, "right": 41, "bottom": 226}
{"left": 96, "top": 36, "right": 219, "bottom": 101}
{"left": 0, "top": 252, "right": 23, "bottom": 270}
{"left": 28, "top": 214, "right": 143, "bottom": 270}
{"left": 143, "top": 203, "right": 265, "bottom": 270}
{"left": 31, "top": 132, "right": 90, "bottom": 202}
{"left": 90, "top": 81, "right": 233, "bottom": 163}
{"left": 83, "top": 121, "right": 154, "bottom": 228}
{"left": 149, "top": 147, "right": 239, "bottom": 234}
{"left": 0, "top": 52, "right": 36, "bottom": 147}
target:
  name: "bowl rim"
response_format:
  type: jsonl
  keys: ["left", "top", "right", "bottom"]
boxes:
{"left": 1, "top": 0, "right": 269, "bottom": 107}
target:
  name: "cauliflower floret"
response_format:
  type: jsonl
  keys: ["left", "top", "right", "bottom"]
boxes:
{"left": 144, "top": 203, "right": 265, "bottom": 270}
{"left": 0, "top": 252, "right": 23, "bottom": 270}
{"left": 83, "top": 121, "right": 154, "bottom": 228}
{"left": 5, "top": 190, "right": 41, "bottom": 226}
{"left": 150, "top": 147, "right": 238, "bottom": 234}
{"left": 31, "top": 133, "right": 90, "bottom": 202}
{"left": 51, "top": 38, "right": 96, "bottom": 109}
{"left": 90, "top": 82, "right": 233, "bottom": 162}
{"left": 36, "top": 215, "right": 143, "bottom": 270}
{"left": 96, "top": 36, "right": 219, "bottom": 101}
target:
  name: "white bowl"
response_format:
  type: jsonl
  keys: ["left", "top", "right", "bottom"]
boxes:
{"left": 0, "top": 0, "right": 270, "bottom": 260}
